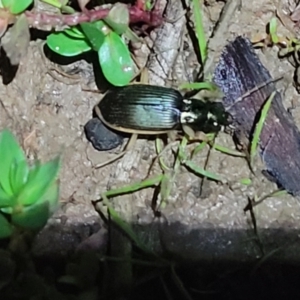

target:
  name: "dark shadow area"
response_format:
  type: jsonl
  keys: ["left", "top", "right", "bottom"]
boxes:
{"left": 1, "top": 217, "right": 299, "bottom": 300}
{"left": 0, "top": 48, "right": 19, "bottom": 85}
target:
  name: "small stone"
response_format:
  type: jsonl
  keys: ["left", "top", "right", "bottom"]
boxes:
{"left": 84, "top": 118, "right": 124, "bottom": 151}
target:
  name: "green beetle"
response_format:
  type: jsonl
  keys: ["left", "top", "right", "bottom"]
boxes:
{"left": 94, "top": 84, "right": 230, "bottom": 138}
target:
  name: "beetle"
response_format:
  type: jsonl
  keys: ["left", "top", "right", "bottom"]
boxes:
{"left": 94, "top": 84, "right": 230, "bottom": 138}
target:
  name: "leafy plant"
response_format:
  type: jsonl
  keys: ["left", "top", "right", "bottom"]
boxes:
{"left": 0, "top": 0, "right": 161, "bottom": 86}
{"left": 0, "top": 129, "right": 61, "bottom": 238}
{"left": 46, "top": 2, "right": 135, "bottom": 86}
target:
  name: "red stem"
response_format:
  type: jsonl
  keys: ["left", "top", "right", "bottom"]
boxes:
{"left": 25, "top": 5, "right": 163, "bottom": 30}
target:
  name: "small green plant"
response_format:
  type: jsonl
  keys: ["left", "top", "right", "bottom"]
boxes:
{"left": 252, "top": 16, "right": 300, "bottom": 59}
{"left": 0, "top": 129, "right": 61, "bottom": 238}
{"left": 46, "top": 2, "right": 135, "bottom": 86}
{"left": 0, "top": 0, "right": 161, "bottom": 86}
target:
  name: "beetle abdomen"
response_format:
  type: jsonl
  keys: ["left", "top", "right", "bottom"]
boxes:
{"left": 98, "top": 85, "right": 183, "bottom": 132}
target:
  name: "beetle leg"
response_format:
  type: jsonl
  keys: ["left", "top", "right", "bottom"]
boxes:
{"left": 95, "top": 152, "right": 126, "bottom": 169}
{"left": 167, "top": 131, "right": 178, "bottom": 141}
{"left": 192, "top": 131, "right": 210, "bottom": 142}
{"left": 182, "top": 124, "right": 211, "bottom": 143}
{"left": 168, "top": 129, "right": 209, "bottom": 143}
{"left": 140, "top": 67, "right": 149, "bottom": 84}
{"left": 182, "top": 124, "right": 195, "bottom": 139}
{"left": 125, "top": 133, "right": 138, "bottom": 150}
{"left": 128, "top": 53, "right": 149, "bottom": 84}
{"left": 193, "top": 88, "right": 223, "bottom": 101}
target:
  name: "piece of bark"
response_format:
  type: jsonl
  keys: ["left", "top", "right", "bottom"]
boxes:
{"left": 213, "top": 36, "right": 300, "bottom": 196}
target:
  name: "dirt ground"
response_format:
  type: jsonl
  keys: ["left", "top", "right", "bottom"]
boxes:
{"left": 3, "top": 0, "right": 300, "bottom": 271}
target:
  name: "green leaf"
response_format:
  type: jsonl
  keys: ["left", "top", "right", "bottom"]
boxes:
{"left": 0, "top": 186, "right": 13, "bottom": 208}
{"left": 179, "top": 81, "right": 217, "bottom": 91}
{"left": 192, "top": 0, "right": 207, "bottom": 62}
{"left": 104, "top": 3, "right": 129, "bottom": 35}
{"left": 12, "top": 201, "right": 51, "bottom": 230}
{"left": 40, "top": 181, "right": 60, "bottom": 214}
{"left": 240, "top": 178, "right": 252, "bottom": 185}
{"left": 39, "top": 0, "right": 62, "bottom": 8}
{"left": 80, "top": 20, "right": 107, "bottom": 51}
{"left": 0, "top": 213, "right": 13, "bottom": 238}
{"left": 145, "top": 0, "right": 153, "bottom": 10}
{"left": 105, "top": 201, "right": 146, "bottom": 252}
{"left": 17, "top": 156, "right": 61, "bottom": 206}
{"left": 123, "top": 27, "right": 142, "bottom": 43}
{"left": 64, "top": 26, "right": 86, "bottom": 39}
{"left": 2, "top": 0, "right": 33, "bottom": 14}
{"left": 250, "top": 91, "right": 276, "bottom": 167}
{"left": 0, "top": 130, "right": 26, "bottom": 197}
{"left": 269, "top": 17, "right": 279, "bottom": 44}
{"left": 9, "top": 159, "right": 28, "bottom": 195}
{"left": 183, "top": 159, "right": 224, "bottom": 182}
{"left": 99, "top": 32, "right": 134, "bottom": 86}
{"left": 0, "top": 206, "right": 13, "bottom": 214}
{"left": 46, "top": 32, "right": 91, "bottom": 57}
